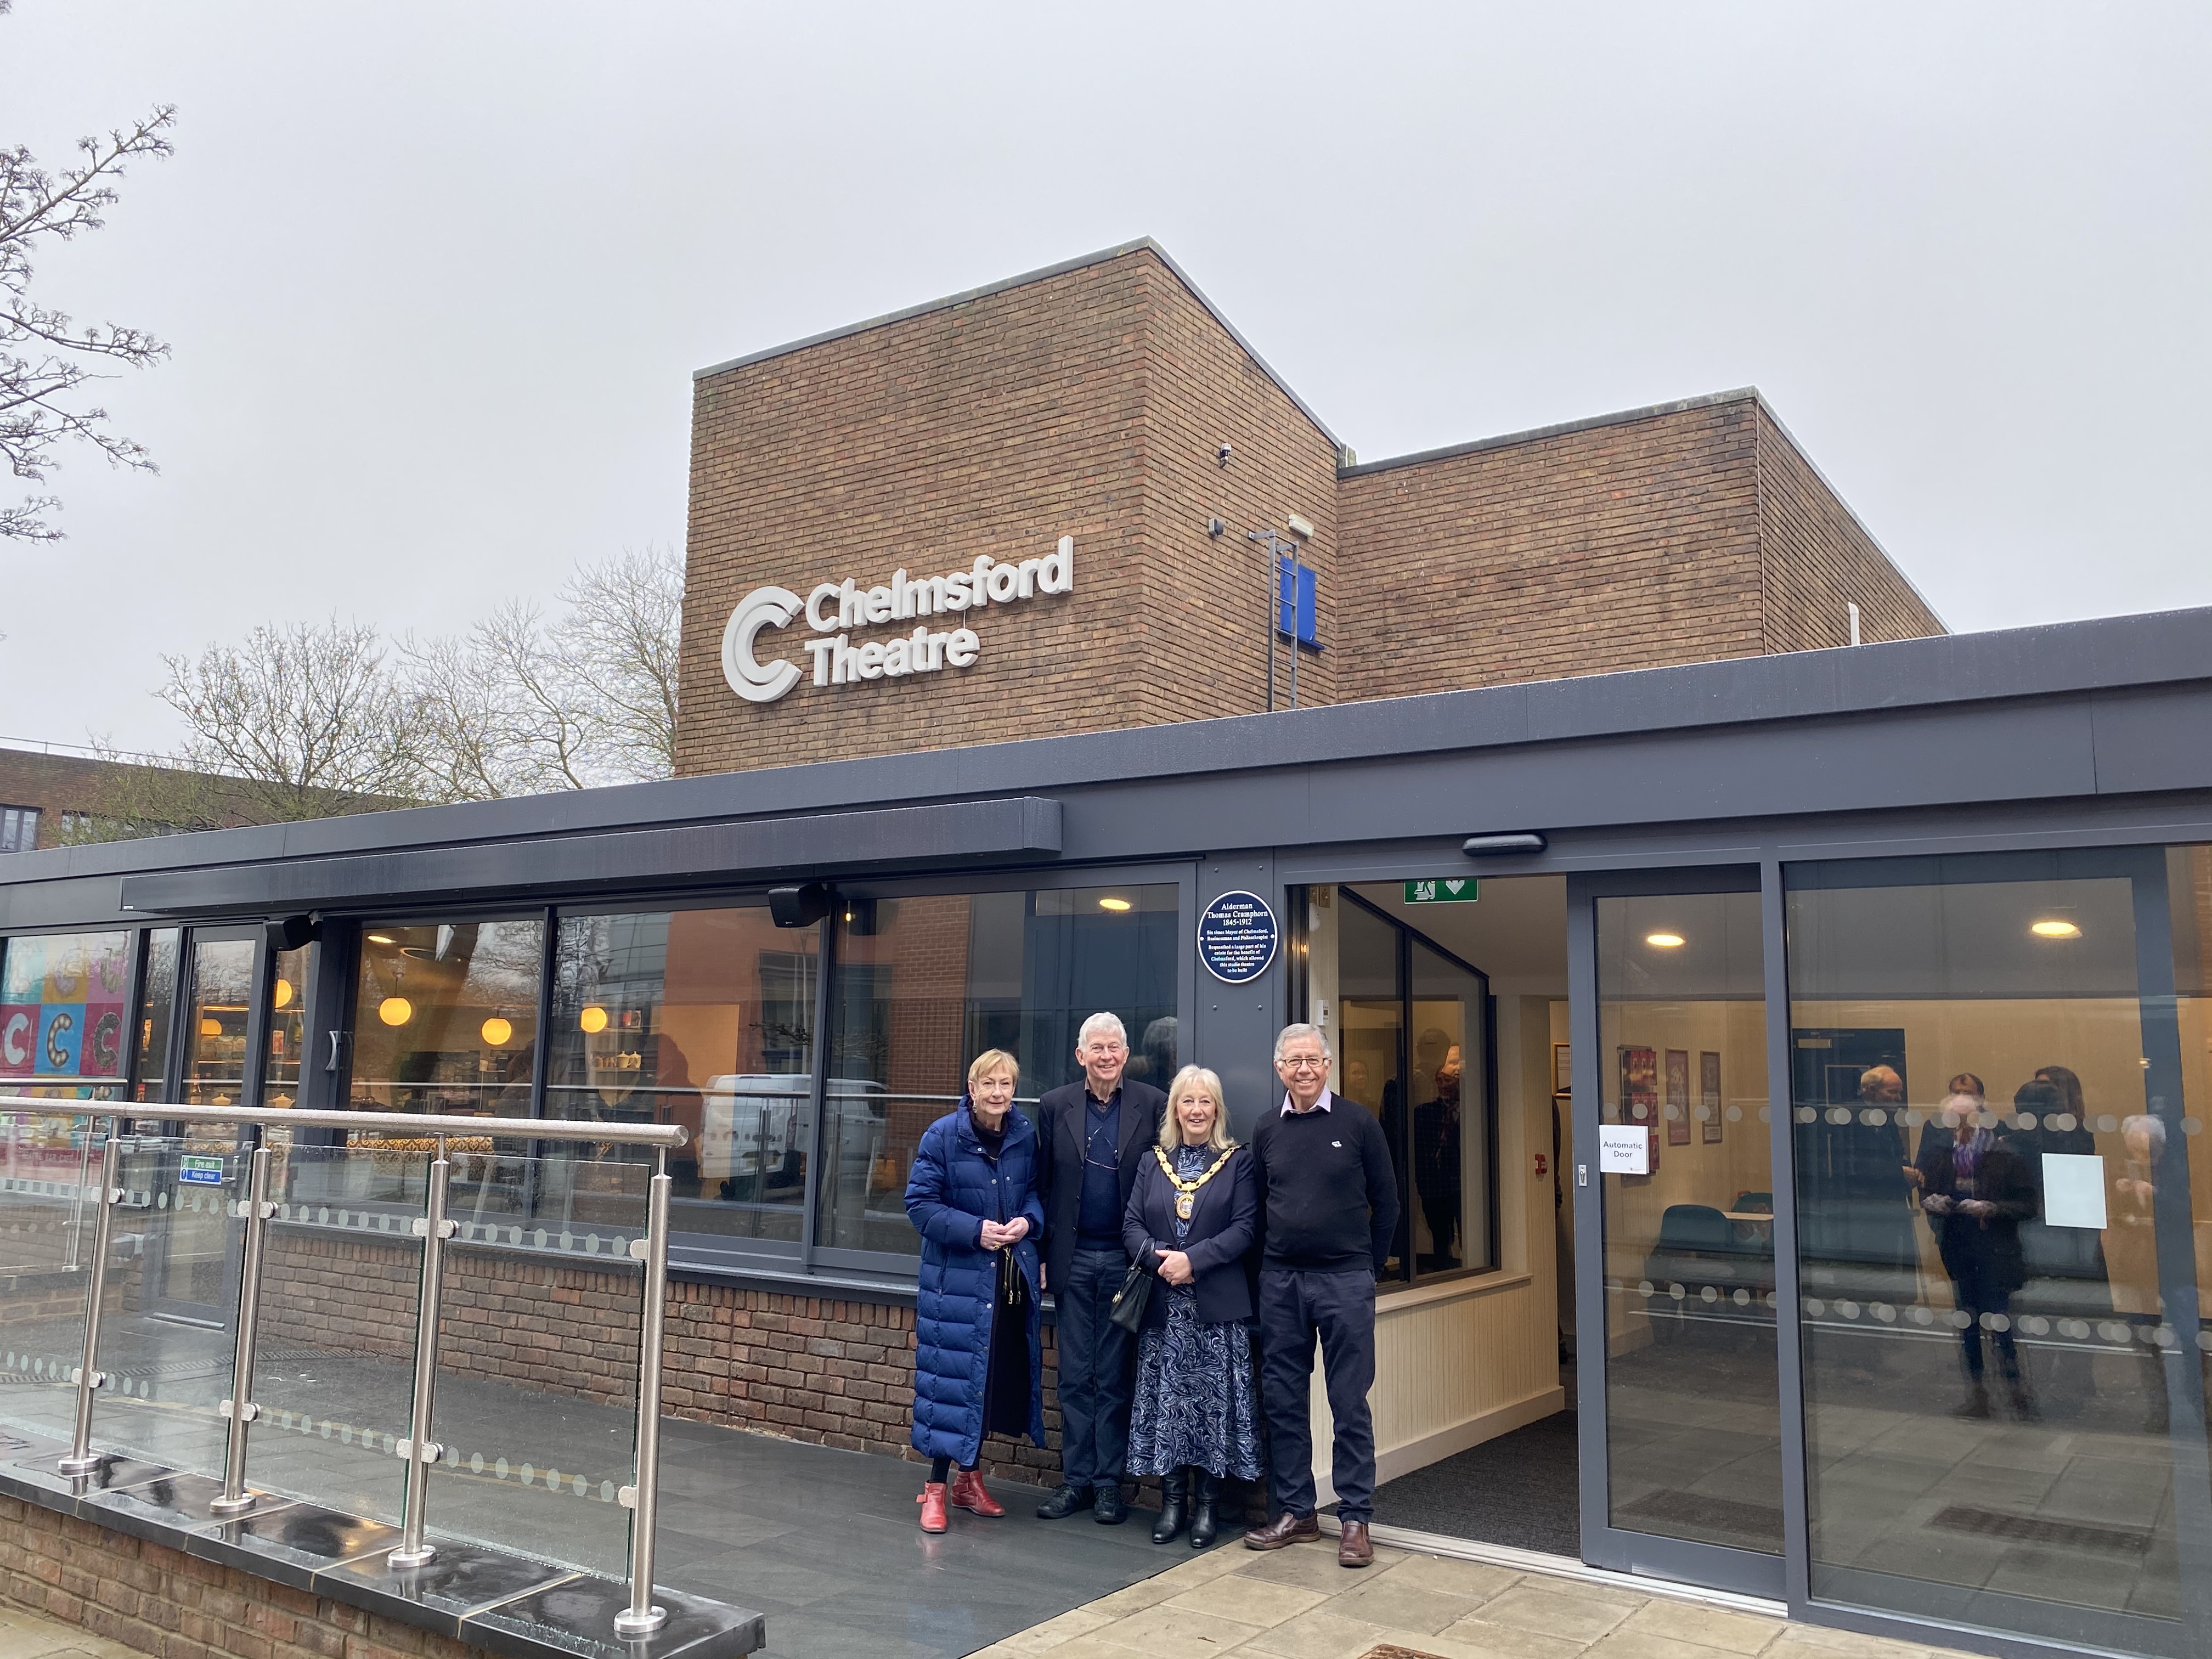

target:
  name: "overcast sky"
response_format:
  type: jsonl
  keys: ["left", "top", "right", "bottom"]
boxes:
{"left": 5, "top": 2, "right": 2207, "bottom": 754}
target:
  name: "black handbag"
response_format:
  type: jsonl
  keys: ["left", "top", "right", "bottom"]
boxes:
{"left": 1108, "top": 1254, "right": 1153, "bottom": 1333}
{"left": 998, "top": 1243, "right": 1030, "bottom": 1314}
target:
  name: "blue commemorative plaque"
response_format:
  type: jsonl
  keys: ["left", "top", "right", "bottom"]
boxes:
{"left": 1197, "top": 890, "right": 1278, "bottom": 985}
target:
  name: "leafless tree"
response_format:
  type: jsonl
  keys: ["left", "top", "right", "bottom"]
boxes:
{"left": 70, "top": 546, "right": 685, "bottom": 840}
{"left": 155, "top": 618, "right": 419, "bottom": 821}
{"left": 2, "top": 8, "right": 175, "bottom": 543}
{"left": 401, "top": 601, "right": 595, "bottom": 800}
{"left": 555, "top": 545, "right": 683, "bottom": 780}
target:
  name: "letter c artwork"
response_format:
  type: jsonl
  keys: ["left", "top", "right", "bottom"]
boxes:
{"left": 721, "top": 585, "right": 805, "bottom": 704}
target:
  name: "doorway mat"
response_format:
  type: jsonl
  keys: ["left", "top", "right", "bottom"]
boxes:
{"left": 1357, "top": 1408, "right": 1581, "bottom": 1557}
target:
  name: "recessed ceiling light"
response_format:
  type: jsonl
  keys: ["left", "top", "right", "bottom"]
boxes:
{"left": 2030, "top": 920, "right": 2081, "bottom": 939}
{"left": 365, "top": 933, "right": 397, "bottom": 946}
{"left": 1645, "top": 933, "right": 1685, "bottom": 949}
{"left": 1098, "top": 896, "right": 1133, "bottom": 912}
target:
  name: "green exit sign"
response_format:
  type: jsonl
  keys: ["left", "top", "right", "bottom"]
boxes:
{"left": 1404, "top": 879, "right": 1478, "bottom": 904}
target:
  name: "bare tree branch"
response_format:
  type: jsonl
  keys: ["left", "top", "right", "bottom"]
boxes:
{"left": 0, "top": 52, "right": 175, "bottom": 540}
{"left": 555, "top": 545, "right": 683, "bottom": 781}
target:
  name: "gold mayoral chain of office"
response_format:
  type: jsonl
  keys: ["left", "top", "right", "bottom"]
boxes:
{"left": 1152, "top": 1143, "right": 1231, "bottom": 1221}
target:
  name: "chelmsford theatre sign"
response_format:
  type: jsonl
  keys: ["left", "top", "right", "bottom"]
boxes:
{"left": 721, "top": 536, "right": 1076, "bottom": 704}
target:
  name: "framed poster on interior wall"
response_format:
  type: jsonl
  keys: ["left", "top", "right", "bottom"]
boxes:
{"left": 1665, "top": 1048, "right": 1692, "bottom": 1146}
{"left": 1700, "top": 1051, "right": 1723, "bottom": 1144}
{"left": 1553, "top": 1042, "right": 1571, "bottom": 1095}
{"left": 1619, "top": 1045, "right": 1658, "bottom": 1171}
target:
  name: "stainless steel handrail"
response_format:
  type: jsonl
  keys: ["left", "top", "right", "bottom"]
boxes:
{"left": 0, "top": 1097, "right": 689, "bottom": 1147}
{"left": 3, "top": 1098, "right": 681, "bottom": 1621}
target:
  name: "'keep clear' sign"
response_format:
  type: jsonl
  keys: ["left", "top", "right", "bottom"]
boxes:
{"left": 1598, "top": 1124, "right": 1650, "bottom": 1176}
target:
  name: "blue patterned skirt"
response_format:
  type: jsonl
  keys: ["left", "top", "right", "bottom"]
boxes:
{"left": 1124, "top": 1287, "right": 1262, "bottom": 1480}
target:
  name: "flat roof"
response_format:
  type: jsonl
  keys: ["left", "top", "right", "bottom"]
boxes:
{"left": 3, "top": 602, "right": 2208, "bottom": 893}
{"left": 691, "top": 236, "right": 1345, "bottom": 452}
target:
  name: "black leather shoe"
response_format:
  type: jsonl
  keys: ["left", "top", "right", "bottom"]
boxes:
{"left": 1094, "top": 1482, "right": 1128, "bottom": 1525}
{"left": 1036, "top": 1483, "right": 1094, "bottom": 1520}
{"left": 1150, "top": 1470, "right": 1188, "bottom": 1544}
{"left": 1189, "top": 1470, "right": 1220, "bottom": 1549}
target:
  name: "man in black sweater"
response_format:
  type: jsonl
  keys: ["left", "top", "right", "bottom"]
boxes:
{"left": 1245, "top": 1022, "right": 1399, "bottom": 1568}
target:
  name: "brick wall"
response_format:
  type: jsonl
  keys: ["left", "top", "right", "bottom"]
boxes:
{"left": 1756, "top": 404, "right": 1944, "bottom": 650}
{"left": 673, "top": 245, "right": 1340, "bottom": 780}
{"left": 675, "top": 251, "right": 1944, "bottom": 782}
{"left": 0, "top": 1491, "right": 488, "bottom": 1659}
{"left": 253, "top": 1230, "right": 1224, "bottom": 1505}
{"left": 1334, "top": 400, "right": 1769, "bottom": 699}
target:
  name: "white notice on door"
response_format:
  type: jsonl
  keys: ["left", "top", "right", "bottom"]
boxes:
{"left": 1599, "top": 1124, "right": 1650, "bottom": 1176}
{"left": 2042, "top": 1153, "right": 2108, "bottom": 1230}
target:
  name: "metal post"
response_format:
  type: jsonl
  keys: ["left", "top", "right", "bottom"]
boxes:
{"left": 57, "top": 1124, "right": 122, "bottom": 1476}
{"left": 210, "top": 1144, "right": 274, "bottom": 1516}
{"left": 390, "top": 1143, "right": 453, "bottom": 1567}
{"left": 614, "top": 1157, "right": 672, "bottom": 1637}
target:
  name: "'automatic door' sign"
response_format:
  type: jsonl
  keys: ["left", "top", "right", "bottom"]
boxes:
{"left": 722, "top": 537, "right": 1076, "bottom": 705}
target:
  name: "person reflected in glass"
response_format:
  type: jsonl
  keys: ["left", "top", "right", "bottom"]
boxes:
{"left": 1123, "top": 1065, "right": 1261, "bottom": 1548}
{"left": 2000, "top": 1074, "right": 2109, "bottom": 1417}
{"left": 904, "top": 1049, "right": 1045, "bottom": 1532}
{"left": 2110, "top": 1113, "right": 2175, "bottom": 1431}
{"left": 1413, "top": 1042, "right": 1464, "bottom": 1271}
{"left": 1917, "top": 1099, "right": 2039, "bottom": 1419}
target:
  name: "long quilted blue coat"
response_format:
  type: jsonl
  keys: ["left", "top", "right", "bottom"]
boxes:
{"left": 905, "top": 1102, "right": 1046, "bottom": 1465}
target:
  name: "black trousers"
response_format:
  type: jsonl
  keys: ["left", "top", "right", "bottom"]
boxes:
{"left": 1056, "top": 1247, "right": 1136, "bottom": 1489}
{"left": 1257, "top": 1266, "right": 1378, "bottom": 1523}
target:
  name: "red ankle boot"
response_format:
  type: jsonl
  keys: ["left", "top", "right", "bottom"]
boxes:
{"left": 950, "top": 1468, "right": 1004, "bottom": 1517}
{"left": 917, "top": 1481, "right": 949, "bottom": 1532}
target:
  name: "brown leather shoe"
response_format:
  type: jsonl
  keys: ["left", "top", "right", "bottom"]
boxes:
{"left": 1243, "top": 1510, "right": 1321, "bottom": 1550}
{"left": 1338, "top": 1519, "right": 1374, "bottom": 1567}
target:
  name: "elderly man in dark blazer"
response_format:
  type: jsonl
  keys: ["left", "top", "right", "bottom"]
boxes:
{"left": 1034, "top": 1011, "right": 1164, "bottom": 1523}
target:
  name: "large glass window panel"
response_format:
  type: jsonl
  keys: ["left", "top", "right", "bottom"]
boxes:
{"left": 0, "top": 929, "right": 131, "bottom": 1101}
{"left": 820, "top": 883, "right": 1179, "bottom": 1259}
{"left": 351, "top": 921, "right": 542, "bottom": 1120}
{"left": 264, "top": 945, "right": 309, "bottom": 1109}
{"left": 1788, "top": 854, "right": 2212, "bottom": 1653}
{"left": 182, "top": 936, "right": 255, "bottom": 1110}
{"left": 1336, "top": 893, "right": 1409, "bottom": 1281}
{"left": 1409, "top": 939, "right": 1490, "bottom": 1275}
{"left": 545, "top": 907, "right": 814, "bottom": 1248}
{"left": 1597, "top": 890, "right": 1780, "bottom": 1556}
{"left": 134, "top": 928, "right": 179, "bottom": 1102}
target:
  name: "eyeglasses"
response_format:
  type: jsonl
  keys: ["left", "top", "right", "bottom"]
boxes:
{"left": 1279, "top": 1056, "right": 1328, "bottom": 1071}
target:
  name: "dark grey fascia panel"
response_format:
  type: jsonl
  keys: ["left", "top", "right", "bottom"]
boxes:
{"left": 115, "top": 797, "right": 1062, "bottom": 917}
{"left": 5, "top": 604, "right": 2212, "bottom": 895}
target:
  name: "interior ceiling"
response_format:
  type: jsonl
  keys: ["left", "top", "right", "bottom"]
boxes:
{"left": 1348, "top": 877, "right": 1567, "bottom": 993}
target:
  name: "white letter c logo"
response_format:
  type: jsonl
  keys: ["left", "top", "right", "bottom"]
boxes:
{"left": 722, "top": 585, "right": 804, "bottom": 704}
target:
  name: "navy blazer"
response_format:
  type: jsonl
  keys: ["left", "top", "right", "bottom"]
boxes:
{"left": 1036, "top": 1077, "right": 1165, "bottom": 1293}
{"left": 1121, "top": 1143, "right": 1258, "bottom": 1329}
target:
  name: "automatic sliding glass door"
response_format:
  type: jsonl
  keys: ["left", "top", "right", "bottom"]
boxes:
{"left": 1572, "top": 871, "right": 1785, "bottom": 1598}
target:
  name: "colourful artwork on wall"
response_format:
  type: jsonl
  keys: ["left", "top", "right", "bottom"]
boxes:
{"left": 1666, "top": 1048, "right": 1692, "bottom": 1146}
{"left": 1701, "top": 1051, "right": 1723, "bottom": 1144}
{"left": 1619, "top": 1045, "right": 1659, "bottom": 1172}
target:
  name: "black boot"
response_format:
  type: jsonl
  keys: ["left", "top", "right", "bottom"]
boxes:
{"left": 1150, "top": 1469, "right": 1188, "bottom": 1544}
{"left": 1189, "top": 1470, "right": 1220, "bottom": 1549}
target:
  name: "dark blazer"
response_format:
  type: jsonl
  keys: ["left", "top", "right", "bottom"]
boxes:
{"left": 1122, "top": 1144, "right": 1258, "bottom": 1329}
{"left": 1036, "top": 1076, "right": 1165, "bottom": 1293}
{"left": 1916, "top": 1132, "right": 2036, "bottom": 1295}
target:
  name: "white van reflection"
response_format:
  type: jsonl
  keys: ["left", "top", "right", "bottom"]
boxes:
{"left": 700, "top": 1075, "right": 889, "bottom": 1206}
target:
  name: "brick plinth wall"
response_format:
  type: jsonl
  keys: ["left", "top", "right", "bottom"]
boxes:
{"left": 0, "top": 1491, "right": 489, "bottom": 1659}
{"left": 259, "top": 1229, "right": 1267, "bottom": 1516}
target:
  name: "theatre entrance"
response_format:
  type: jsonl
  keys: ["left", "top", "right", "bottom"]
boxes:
{"left": 1288, "top": 876, "right": 1582, "bottom": 1558}
{"left": 1287, "top": 871, "right": 1785, "bottom": 1600}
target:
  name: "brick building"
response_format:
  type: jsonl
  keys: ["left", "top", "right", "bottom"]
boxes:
{"left": 12, "top": 238, "right": 2209, "bottom": 1659}
{"left": 676, "top": 239, "right": 1937, "bottom": 778}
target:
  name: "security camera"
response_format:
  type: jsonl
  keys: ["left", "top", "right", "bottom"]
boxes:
{"left": 1216, "top": 442, "right": 1232, "bottom": 467}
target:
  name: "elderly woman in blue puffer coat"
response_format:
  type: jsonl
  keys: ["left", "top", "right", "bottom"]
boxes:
{"left": 904, "top": 1047, "right": 1046, "bottom": 1532}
